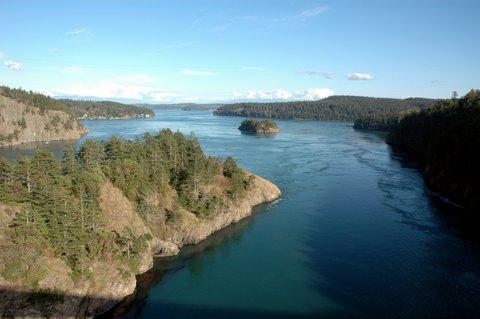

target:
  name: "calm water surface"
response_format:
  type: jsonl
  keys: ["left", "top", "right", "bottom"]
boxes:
{"left": 2, "top": 110, "right": 480, "bottom": 318}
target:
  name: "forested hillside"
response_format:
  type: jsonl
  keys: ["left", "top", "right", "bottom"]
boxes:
{"left": 388, "top": 90, "right": 480, "bottom": 210}
{"left": 0, "top": 87, "right": 87, "bottom": 146}
{"left": 62, "top": 100, "right": 154, "bottom": 119}
{"left": 214, "top": 96, "right": 437, "bottom": 123}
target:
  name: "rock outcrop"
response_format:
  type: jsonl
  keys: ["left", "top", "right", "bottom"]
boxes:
{"left": 238, "top": 119, "right": 280, "bottom": 134}
{"left": 0, "top": 95, "right": 87, "bottom": 147}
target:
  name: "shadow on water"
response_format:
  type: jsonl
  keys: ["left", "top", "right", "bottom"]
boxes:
{"left": 0, "top": 140, "right": 76, "bottom": 162}
{"left": 388, "top": 144, "right": 480, "bottom": 243}
{"left": 239, "top": 131, "right": 278, "bottom": 139}
{"left": 99, "top": 202, "right": 298, "bottom": 319}
{"left": 298, "top": 139, "right": 480, "bottom": 319}
{"left": 0, "top": 290, "right": 335, "bottom": 319}
{"left": 3, "top": 203, "right": 316, "bottom": 319}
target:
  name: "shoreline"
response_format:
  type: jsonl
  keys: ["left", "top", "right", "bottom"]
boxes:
{"left": 93, "top": 192, "right": 280, "bottom": 319}
{"left": 0, "top": 172, "right": 281, "bottom": 318}
{"left": 92, "top": 173, "right": 281, "bottom": 317}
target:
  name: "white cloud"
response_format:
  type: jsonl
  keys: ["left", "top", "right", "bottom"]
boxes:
{"left": 48, "top": 74, "right": 179, "bottom": 102}
{"left": 181, "top": 68, "right": 216, "bottom": 76}
{"left": 4, "top": 60, "right": 22, "bottom": 71}
{"left": 66, "top": 28, "right": 87, "bottom": 35}
{"left": 300, "top": 70, "right": 333, "bottom": 79}
{"left": 286, "top": 5, "right": 329, "bottom": 22}
{"left": 241, "top": 66, "right": 267, "bottom": 71}
{"left": 48, "top": 48, "right": 59, "bottom": 53}
{"left": 347, "top": 73, "right": 374, "bottom": 81}
{"left": 232, "top": 88, "right": 334, "bottom": 101}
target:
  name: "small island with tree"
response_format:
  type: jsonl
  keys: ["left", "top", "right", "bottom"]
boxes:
{"left": 238, "top": 119, "right": 280, "bottom": 134}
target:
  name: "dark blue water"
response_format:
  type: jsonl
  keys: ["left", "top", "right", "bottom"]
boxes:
{"left": 3, "top": 110, "right": 480, "bottom": 318}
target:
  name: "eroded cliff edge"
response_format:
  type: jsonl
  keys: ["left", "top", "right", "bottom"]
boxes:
{"left": 0, "top": 172, "right": 281, "bottom": 318}
{"left": 0, "top": 94, "right": 87, "bottom": 147}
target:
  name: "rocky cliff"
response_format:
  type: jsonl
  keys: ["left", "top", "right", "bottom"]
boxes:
{"left": 0, "top": 172, "right": 280, "bottom": 318}
{"left": 0, "top": 94, "right": 87, "bottom": 147}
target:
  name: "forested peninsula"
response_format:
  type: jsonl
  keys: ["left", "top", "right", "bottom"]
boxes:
{"left": 0, "top": 130, "right": 281, "bottom": 317}
{"left": 62, "top": 100, "right": 154, "bottom": 119}
{"left": 214, "top": 96, "right": 437, "bottom": 127}
{"left": 0, "top": 86, "right": 157, "bottom": 146}
{"left": 0, "top": 87, "right": 87, "bottom": 147}
{"left": 388, "top": 90, "right": 480, "bottom": 210}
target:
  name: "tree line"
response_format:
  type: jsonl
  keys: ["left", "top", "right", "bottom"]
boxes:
{"left": 214, "top": 95, "right": 438, "bottom": 123}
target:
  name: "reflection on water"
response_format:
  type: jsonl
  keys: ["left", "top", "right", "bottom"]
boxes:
{"left": 0, "top": 140, "right": 76, "bottom": 162}
{"left": 2, "top": 110, "right": 480, "bottom": 319}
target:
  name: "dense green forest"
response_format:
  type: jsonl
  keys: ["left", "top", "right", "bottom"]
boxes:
{"left": 353, "top": 110, "right": 414, "bottom": 131}
{"left": 0, "top": 86, "right": 71, "bottom": 114}
{"left": 0, "top": 130, "right": 252, "bottom": 284}
{"left": 388, "top": 90, "right": 480, "bottom": 210}
{"left": 136, "top": 103, "right": 220, "bottom": 111}
{"left": 214, "top": 96, "right": 438, "bottom": 123}
{"left": 62, "top": 100, "right": 154, "bottom": 119}
{"left": 238, "top": 119, "right": 279, "bottom": 133}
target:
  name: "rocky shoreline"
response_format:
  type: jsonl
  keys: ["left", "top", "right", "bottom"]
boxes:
{"left": 0, "top": 95, "right": 88, "bottom": 147}
{"left": 0, "top": 173, "right": 281, "bottom": 318}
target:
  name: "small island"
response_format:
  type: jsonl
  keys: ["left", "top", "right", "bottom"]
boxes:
{"left": 238, "top": 119, "right": 280, "bottom": 134}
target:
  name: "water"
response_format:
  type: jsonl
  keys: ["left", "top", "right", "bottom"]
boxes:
{"left": 2, "top": 110, "right": 480, "bottom": 318}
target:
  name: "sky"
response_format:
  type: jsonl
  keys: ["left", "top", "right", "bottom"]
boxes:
{"left": 0, "top": 0, "right": 479, "bottom": 103}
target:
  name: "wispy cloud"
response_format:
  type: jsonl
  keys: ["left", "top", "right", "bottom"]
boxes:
{"left": 157, "top": 41, "right": 197, "bottom": 51}
{"left": 299, "top": 70, "right": 333, "bottom": 79}
{"left": 232, "top": 88, "right": 334, "bottom": 101}
{"left": 284, "top": 5, "right": 329, "bottom": 22}
{"left": 241, "top": 66, "right": 267, "bottom": 71}
{"left": 48, "top": 47, "right": 59, "bottom": 53}
{"left": 66, "top": 28, "right": 87, "bottom": 35}
{"left": 181, "top": 68, "right": 216, "bottom": 76}
{"left": 4, "top": 60, "right": 22, "bottom": 71}
{"left": 347, "top": 73, "right": 374, "bottom": 81}
{"left": 189, "top": 5, "right": 327, "bottom": 33}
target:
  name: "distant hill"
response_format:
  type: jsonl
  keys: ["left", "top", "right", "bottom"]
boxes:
{"left": 214, "top": 96, "right": 439, "bottom": 124}
{"left": 0, "top": 86, "right": 87, "bottom": 146}
{"left": 60, "top": 99, "right": 154, "bottom": 119}
{"left": 137, "top": 103, "right": 220, "bottom": 111}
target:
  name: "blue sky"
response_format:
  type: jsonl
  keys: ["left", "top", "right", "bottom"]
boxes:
{"left": 1, "top": 0, "right": 479, "bottom": 103}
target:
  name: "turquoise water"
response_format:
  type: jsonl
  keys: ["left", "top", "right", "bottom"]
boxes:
{"left": 3, "top": 110, "right": 480, "bottom": 318}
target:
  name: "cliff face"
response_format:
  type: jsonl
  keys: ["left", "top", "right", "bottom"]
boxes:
{"left": 0, "top": 172, "right": 281, "bottom": 318}
{"left": 0, "top": 95, "right": 87, "bottom": 147}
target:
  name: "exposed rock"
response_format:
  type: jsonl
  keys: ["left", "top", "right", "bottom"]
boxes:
{"left": 0, "top": 95, "right": 87, "bottom": 147}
